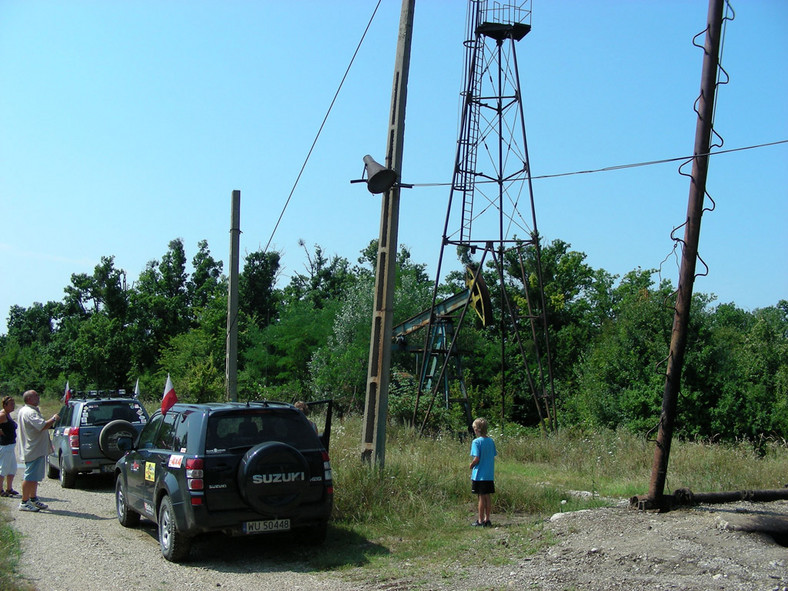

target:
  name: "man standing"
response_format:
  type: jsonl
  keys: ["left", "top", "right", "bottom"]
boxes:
{"left": 16, "top": 390, "right": 58, "bottom": 512}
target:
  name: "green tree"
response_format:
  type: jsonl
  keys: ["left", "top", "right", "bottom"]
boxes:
{"left": 239, "top": 249, "right": 280, "bottom": 329}
{"left": 309, "top": 243, "right": 435, "bottom": 414}
{"left": 159, "top": 238, "right": 190, "bottom": 332}
{"left": 159, "top": 328, "right": 224, "bottom": 404}
{"left": 72, "top": 313, "right": 131, "bottom": 387}
{"left": 62, "top": 256, "right": 128, "bottom": 321}
{"left": 309, "top": 276, "right": 373, "bottom": 413}
{"left": 189, "top": 240, "right": 224, "bottom": 313}
{"left": 505, "top": 239, "right": 616, "bottom": 381}
{"left": 6, "top": 302, "right": 58, "bottom": 347}
{"left": 283, "top": 242, "right": 354, "bottom": 309}
{"left": 735, "top": 303, "right": 788, "bottom": 437}
{"left": 487, "top": 238, "right": 617, "bottom": 426}
{"left": 128, "top": 260, "right": 166, "bottom": 372}
{"left": 0, "top": 337, "right": 47, "bottom": 394}
{"left": 242, "top": 299, "right": 338, "bottom": 397}
{"left": 567, "top": 268, "right": 673, "bottom": 431}
{"left": 47, "top": 256, "right": 132, "bottom": 387}
{"left": 128, "top": 239, "right": 191, "bottom": 372}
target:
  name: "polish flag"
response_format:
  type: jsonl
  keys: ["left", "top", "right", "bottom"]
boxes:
{"left": 162, "top": 374, "right": 178, "bottom": 415}
{"left": 62, "top": 381, "right": 72, "bottom": 404}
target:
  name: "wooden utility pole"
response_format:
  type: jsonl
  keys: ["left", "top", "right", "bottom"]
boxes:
{"left": 361, "top": 0, "right": 415, "bottom": 467}
{"left": 636, "top": 0, "right": 725, "bottom": 510}
{"left": 225, "top": 190, "right": 240, "bottom": 401}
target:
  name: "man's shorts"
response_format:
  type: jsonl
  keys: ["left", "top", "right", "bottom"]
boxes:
{"left": 23, "top": 456, "right": 46, "bottom": 483}
{"left": 471, "top": 479, "right": 495, "bottom": 495}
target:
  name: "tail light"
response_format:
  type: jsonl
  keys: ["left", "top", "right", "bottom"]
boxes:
{"left": 322, "top": 451, "right": 334, "bottom": 495}
{"left": 185, "top": 458, "right": 204, "bottom": 505}
{"left": 64, "top": 427, "right": 79, "bottom": 454}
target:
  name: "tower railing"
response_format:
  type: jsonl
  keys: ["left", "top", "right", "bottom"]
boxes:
{"left": 475, "top": 1, "right": 532, "bottom": 28}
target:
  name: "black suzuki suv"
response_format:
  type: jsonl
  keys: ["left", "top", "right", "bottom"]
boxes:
{"left": 48, "top": 392, "right": 149, "bottom": 488}
{"left": 114, "top": 400, "right": 333, "bottom": 562}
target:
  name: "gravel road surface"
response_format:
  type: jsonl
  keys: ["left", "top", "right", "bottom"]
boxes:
{"left": 7, "top": 472, "right": 352, "bottom": 591}
{"left": 6, "top": 470, "right": 788, "bottom": 591}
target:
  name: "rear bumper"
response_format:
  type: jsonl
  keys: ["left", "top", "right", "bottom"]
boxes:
{"left": 49, "top": 452, "right": 115, "bottom": 474}
{"left": 176, "top": 495, "right": 333, "bottom": 537}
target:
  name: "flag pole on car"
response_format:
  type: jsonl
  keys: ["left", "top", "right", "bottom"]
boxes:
{"left": 162, "top": 374, "right": 178, "bottom": 415}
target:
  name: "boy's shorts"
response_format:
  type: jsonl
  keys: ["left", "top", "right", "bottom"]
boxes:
{"left": 471, "top": 480, "right": 495, "bottom": 495}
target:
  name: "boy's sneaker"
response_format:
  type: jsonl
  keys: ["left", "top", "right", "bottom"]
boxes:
{"left": 18, "top": 500, "right": 40, "bottom": 512}
{"left": 29, "top": 497, "right": 48, "bottom": 510}
{"left": 0, "top": 490, "right": 7, "bottom": 497}
{"left": 6, "top": 489, "right": 20, "bottom": 498}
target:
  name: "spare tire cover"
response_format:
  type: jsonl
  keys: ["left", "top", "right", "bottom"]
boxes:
{"left": 98, "top": 420, "right": 136, "bottom": 461}
{"left": 238, "top": 441, "right": 310, "bottom": 514}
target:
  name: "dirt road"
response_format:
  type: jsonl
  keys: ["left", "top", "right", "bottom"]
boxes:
{"left": 6, "top": 472, "right": 788, "bottom": 590}
{"left": 7, "top": 473, "right": 349, "bottom": 591}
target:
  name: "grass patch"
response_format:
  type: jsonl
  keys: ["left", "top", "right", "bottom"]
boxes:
{"left": 0, "top": 506, "right": 34, "bottom": 591}
{"left": 13, "top": 397, "right": 787, "bottom": 588}
{"left": 325, "top": 417, "right": 788, "bottom": 584}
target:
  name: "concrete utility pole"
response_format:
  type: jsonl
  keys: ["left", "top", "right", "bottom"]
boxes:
{"left": 226, "top": 190, "right": 241, "bottom": 401}
{"left": 361, "top": 0, "right": 415, "bottom": 468}
{"left": 637, "top": 0, "right": 725, "bottom": 510}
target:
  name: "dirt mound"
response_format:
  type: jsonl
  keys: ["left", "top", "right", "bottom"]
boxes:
{"left": 472, "top": 500, "right": 788, "bottom": 590}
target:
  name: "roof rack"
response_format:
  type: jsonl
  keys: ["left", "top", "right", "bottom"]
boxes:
{"left": 75, "top": 389, "right": 128, "bottom": 400}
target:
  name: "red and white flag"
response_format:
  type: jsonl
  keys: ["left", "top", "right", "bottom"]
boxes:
{"left": 162, "top": 374, "right": 178, "bottom": 415}
{"left": 62, "top": 381, "right": 72, "bottom": 404}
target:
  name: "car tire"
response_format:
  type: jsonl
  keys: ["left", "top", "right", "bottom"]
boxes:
{"left": 158, "top": 495, "right": 191, "bottom": 563}
{"left": 46, "top": 456, "right": 59, "bottom": 479}
{"left": 237, "top": 441, "right": 310, "bottom": 514}
{"left": 115, "top": 476, "right": 140, "bottom": 527}
{"left": 98, "top": 420, "right": 136, "bottom": 461}
{"left": 59, "top": 454, "right": 76, "bottom": 489}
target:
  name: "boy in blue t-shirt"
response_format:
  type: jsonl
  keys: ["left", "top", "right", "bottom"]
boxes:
{"left": 469, "top": 417, "right": 497, "bottom": 527}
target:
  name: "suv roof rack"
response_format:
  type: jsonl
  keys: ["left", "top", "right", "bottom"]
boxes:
{"left": 75, "top": 389, "right": 129, "bottom": 400}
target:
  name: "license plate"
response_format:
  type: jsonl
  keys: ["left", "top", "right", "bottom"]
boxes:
{"left": 243, "top": 519, "right": 290, "bottom": 534}
{"left": 101, "top": 464, "right": 114, "bottom": 473}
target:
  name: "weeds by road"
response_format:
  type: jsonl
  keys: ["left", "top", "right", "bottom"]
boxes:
{"left": 3, "top": 399, "right": 785, "bottom": 589}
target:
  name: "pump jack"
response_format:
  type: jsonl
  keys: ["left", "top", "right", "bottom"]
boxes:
{"left": 391, "top": 266, "right": 492, "bottom": 432}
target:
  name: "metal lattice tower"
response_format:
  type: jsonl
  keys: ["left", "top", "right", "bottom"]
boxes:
{"left": 416, "top": 0, "right": 557, "bottom": 432}
{"left": 451, "top": 0, "right": 534, "bottom": 251}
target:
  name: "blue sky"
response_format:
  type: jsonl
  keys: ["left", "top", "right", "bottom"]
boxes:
{"left": 1, "top": 0, "right": 786, "bottom": 335}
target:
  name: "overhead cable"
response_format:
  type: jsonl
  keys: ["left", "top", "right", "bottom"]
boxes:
{"left": 412, "top": 139, "right": 788, "bottom": 187}
{"left": 263, "top": 0, "right": 383, "bottom": 254}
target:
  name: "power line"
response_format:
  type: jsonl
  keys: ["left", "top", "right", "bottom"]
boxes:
{"left": 263, "top": 0, "right": 383, "bottom": 254}
{"left": 412, "top": 139, "right": 788, "bottom": 187}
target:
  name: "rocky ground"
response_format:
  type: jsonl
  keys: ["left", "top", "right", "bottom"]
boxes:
{"left": 463, "top": 500, "right": 788, "bottom": 591}
{"left": 344, "top": 498, "right": 788, "bottom": 591}
{"left": 6, "top": 474, "right": 788, "bottom": 591}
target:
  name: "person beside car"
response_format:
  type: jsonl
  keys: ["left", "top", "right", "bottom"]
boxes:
{"left": 0, "top": 396, "right": 19, "bottom": 497}
{"left": 294, "top": 401, "right": 318, "bottom": 434}
{"left": 16, "top": 390, "right": 59, "bottom": 512}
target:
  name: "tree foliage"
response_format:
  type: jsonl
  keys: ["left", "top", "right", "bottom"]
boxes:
{"left": 0, "top": 235, "right": 785, "bottom": 442}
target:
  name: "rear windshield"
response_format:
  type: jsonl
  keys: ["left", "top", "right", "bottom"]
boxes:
{"left": 79, "top": 401, "right": 148, "bottom": 426}
{"left": 206, "top": 410, "right": 318, "bottom": 452}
